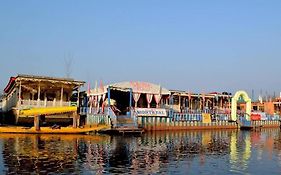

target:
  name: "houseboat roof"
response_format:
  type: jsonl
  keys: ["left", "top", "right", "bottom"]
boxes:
{"left": 170, "top": 90, "right": 232, "bottom": 98}
{"left": 89, "top": 81, "right": 170, "bottom": 96}
{"left": 4, "top": 74, "right": 85, "bottom": 93}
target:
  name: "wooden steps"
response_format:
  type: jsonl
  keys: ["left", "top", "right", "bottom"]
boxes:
{"left": 99, "top": 115, "right": 144, "bottom": 135}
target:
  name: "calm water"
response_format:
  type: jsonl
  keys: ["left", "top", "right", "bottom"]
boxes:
{"left": 0, "top": 129, "right": 280, "bottom": 175}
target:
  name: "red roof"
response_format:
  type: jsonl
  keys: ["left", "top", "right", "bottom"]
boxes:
{"left": 4, "top": 77, "right": 16, "bottom": 93}
{"left": 209, "top": 92, "right": 219, "bottom": 95}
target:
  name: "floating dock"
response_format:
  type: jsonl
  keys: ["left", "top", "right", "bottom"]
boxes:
{"left": 99, "top": 127, "right": 144, "bottom": 135}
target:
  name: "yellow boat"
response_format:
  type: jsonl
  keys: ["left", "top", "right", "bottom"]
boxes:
{"left": 19, "top": 106, "right": 77, "bottom": 117}
{"left": 0, "top": 125, "right": 111, "bottom": 134}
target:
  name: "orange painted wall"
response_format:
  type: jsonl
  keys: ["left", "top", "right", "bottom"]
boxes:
{"left": 264, "top": 102, "right": 274, "bottom": 115}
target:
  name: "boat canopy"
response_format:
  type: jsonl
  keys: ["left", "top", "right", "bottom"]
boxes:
{"left": 4, "top": 74, "right": 85, "bottom": 94}
{"left": 88, "top": 81, "right": 170, "bottom": 96}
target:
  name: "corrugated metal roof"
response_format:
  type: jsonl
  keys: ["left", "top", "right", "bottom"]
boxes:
{"left": 3, "top": 74, "right": 85, "bottom": 94}
{"left": 17, "top": 74, "right": 85, "bottom": 84}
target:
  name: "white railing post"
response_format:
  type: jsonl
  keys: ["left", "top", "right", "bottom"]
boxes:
{"left": 37, "top": 84, "right": 41, "bottom": 107}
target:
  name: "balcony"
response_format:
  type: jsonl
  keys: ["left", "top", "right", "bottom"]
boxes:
{"left": 19, "top": 99, "right": 76, "bottom": 108}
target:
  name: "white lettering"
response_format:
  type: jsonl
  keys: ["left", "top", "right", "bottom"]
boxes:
{"left": 135, "top": 108, "right": 167, "bottom": 117}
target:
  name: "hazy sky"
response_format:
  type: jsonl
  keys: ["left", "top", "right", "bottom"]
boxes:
{"left": 0, "top": 0, "right": 281, "bottom": 97}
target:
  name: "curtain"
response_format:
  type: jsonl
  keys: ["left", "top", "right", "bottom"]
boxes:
{"left": 102, "top": 94, "right": 106, "bottom": 101}
{"left": 94, "top": 96, "right": 97, "bottom": 107}
{"left": 154, "top": 94, "right": 162, "bottom": 108}
{"left": 146, "top": 94, "right": 153, "bottom": 108}
{"left": 202, "top": 93, "right": 205, "bottom": 109}
{"left": 89, "top": 96, "right": 93, "bottom": 107}
{"left": 97, "top": 95, "right": 102, "bottom": 109}
{"left": 133, "top": 93, "right": 141, "bottom": 107}
{"left": 90, "top": 95, "right": 95, "bottom": 108}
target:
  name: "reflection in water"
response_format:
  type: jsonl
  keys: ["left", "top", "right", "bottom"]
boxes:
{"left": 0, "top": 129, "right": 280, "bottom": 174}
{"left": 1, "top": 134, "right": 110, "bottom": 174}
{"left": 229, "top": 131, "right": 252, "bottom": 174}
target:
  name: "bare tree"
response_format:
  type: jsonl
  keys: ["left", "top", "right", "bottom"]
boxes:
{"left": 64, "top": 53, "right": 73, "bottom": 78}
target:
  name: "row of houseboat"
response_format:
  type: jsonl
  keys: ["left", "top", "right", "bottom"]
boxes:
{"left": 0, "top": 74, "right": 280, "bottom": 132}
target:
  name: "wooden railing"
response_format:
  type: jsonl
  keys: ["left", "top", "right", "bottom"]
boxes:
{"left": 20, "top": 99, "right": 74, "bottom": 108}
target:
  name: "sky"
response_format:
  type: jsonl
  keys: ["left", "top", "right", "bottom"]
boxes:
{"left": 0, "top": 0, "right": 281, "bottom": 98}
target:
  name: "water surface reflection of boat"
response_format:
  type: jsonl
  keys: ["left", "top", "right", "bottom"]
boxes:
{"left": 0, "top": 129, "right": 279, "bottom": 174}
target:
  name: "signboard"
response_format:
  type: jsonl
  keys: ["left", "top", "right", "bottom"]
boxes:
{"left": 135, "top": 108, "right": 167, "bottom": 117}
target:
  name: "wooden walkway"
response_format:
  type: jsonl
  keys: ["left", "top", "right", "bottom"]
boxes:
{"left": 99, "top": 127, "right": 144, "bottom": 135}
{"left": 0, "top": 125, "right": 111, "bottom": 134}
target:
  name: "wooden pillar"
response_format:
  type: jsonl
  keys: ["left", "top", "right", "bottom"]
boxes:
{"left": 129, "top": 88, "right": 132, "bottom": 116}
{"left": 178, "top": 95, "right": 181, "bottom": 112}
{"left": 77, "top": 88, "right": 80, "bottom": 106}
{"left": 228, "top": 97, "right": 231, "bottom": 109}
{"left": 60, "top": 86, "right": 64, "bottom": 106}
{"left": 18, "top": 81, "right": 22, "bottom": 106}
{"left": 199, "top": 97, "right": 202, "bottom": 110}
{"left": 213, "top": 97, "right": 215, "bottom": 109}
{"left": 73, "top": 112, "right": 77, "bottom": 128}
{"left": 77, "top": 115, "right": 80, "bottom": 127}
{"left": 108, "top": 86, "right": 111, "bottom": 115}
{"left": 34, "top": 115, "right": 40, "bottom": 131}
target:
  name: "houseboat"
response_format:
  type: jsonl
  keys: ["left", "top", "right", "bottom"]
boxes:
{"left": 80, "top": 81, "right": 280, "bottom": 131}
{"left": 80, "top": 81, "right": 234, "bottom": 131}
{"left": 80, "top": 81, "right": 170, "bottom": 133}
{"left": 238, "top": 98, "right": 281, "bottom": 121}
{"left": 1, "top": 74, "right": 85, "bottom": 125}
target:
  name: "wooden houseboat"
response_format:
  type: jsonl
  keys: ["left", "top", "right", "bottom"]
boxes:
{"left": 80, "top": 81, "right": 239, "bottom": 131}
{"left": 80, "top": 81, "right": 170, "bottom": 133}
{"left": 169, "top": 90, "right": 232, "bottom": 117}
{"left": 1, "top": 74, "right": 85, "bottom": 125}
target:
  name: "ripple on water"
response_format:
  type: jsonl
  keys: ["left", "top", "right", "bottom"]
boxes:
{"left": 0, "top": 129, "right": 280, "bottom": 174}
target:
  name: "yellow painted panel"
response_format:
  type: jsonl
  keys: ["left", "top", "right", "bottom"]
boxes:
{"left": 19, "top": 106, "right": 77, "bottom": 116}
{"left": 202, "top": 113, "right": 211, "bottom": 124}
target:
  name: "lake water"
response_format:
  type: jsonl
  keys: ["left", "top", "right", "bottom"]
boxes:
{"left": 0, "top": 129, "right": 280, "bottom": 174}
